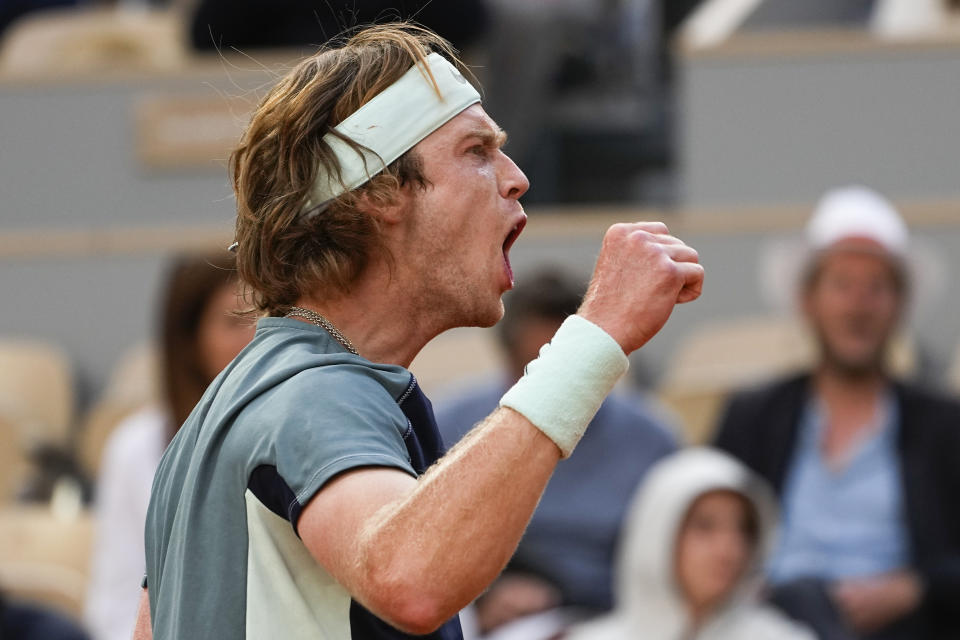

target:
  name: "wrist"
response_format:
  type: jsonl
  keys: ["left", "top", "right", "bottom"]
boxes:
{"left": 576, "top": 304, "right": 649, "bottom": 355}
{"left": 499, "top": 315, "right": 628, "bottom": 457}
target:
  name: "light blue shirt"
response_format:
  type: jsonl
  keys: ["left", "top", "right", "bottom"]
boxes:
{"left": 768, "top": 391, "right": 909, "bottom": 584}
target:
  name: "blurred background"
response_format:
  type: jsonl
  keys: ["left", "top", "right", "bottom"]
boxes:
{"left": 1, "top": 0, "right": 959, "bottom": 637}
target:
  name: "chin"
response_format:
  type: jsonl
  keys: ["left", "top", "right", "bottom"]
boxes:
{"left": 824, "top": 350, "right": 886, "bottom": 378}
{"left": 472, "top": 300, "right": 505, "bottom": 329}
{"left": 446, "top": 297, "right": 503, "bottom": 331}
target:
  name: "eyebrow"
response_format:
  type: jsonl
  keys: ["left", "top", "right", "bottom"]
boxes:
{"left": 462, "top": 127, "right": 508, "bottom": 149}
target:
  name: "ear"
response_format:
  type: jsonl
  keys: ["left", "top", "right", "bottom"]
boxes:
{"left": 355, "top": 184, "right": 412, "bottom": 226}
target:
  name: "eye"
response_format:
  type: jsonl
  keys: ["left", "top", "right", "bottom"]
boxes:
{"left": 469, "top": 144, "right": 489, "bottom": 157}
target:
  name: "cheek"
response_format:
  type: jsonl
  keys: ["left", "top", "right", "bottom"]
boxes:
{"left": 816, "top": 288, "right": 850, "bottom": 316}
{"left": 677, "top": 530, "right": 748, "bottom": 593}
{"left": 457, "top": 162, "right": 499, "bottom": 206}
{"left": 726, "top": 538, "right": 751, "bottom": 578}
{"left": 809, "top": 293, "right": 853, "bottom": 333}
{"left": 676, "top": 533, "right": 707, "bottom": 591}
{"left": 873, "top": 292, "right": 900, "bottom": 320}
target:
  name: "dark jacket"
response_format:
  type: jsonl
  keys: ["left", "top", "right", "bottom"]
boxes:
{"left": 714, "top": 374, "right": 960, "bottom": 639}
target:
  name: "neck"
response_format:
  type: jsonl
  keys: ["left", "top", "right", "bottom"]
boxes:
{"left": 686, "top": 601, "right": 714, "bottom": 632}
{"left": 295, "top": 262, "right": 453, "bottom": 368}
{"left": 814, "top": 363, "right": 887, "bottom": 402}
{"left": 813, "top": 363, "right": 888, "bottom": 464}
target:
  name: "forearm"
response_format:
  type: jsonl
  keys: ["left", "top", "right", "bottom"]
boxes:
{"left": 356, "top": 406, "right": 560, "bottom": 623}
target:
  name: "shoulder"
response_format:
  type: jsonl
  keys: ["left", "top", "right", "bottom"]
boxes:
{"left": 232, "top": 360, "right": 416, "bottom": 456}
{"left": 228, "top": 324, "right": 416, "bottom": 425}
{"left": 234, "top": 317, "right": 413, "bottom": 400}
{"left": 894, "top": 381, "right": 960, "bottom": 455}
{"left": 714, "top": 374, "right": 809, "bottom": 452}
{"left": 895, "top": 381, "right": 960, "bottom": 419}
{"left": 725, "top": 373, "right": 810, "bottom": 415}
{"left": 228, "top": 361, "right": 419, "bottom": 520}
{"left": 273, "top": 359, "right": 413, "bottom": 403}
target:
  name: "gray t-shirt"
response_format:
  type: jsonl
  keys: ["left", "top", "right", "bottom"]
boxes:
{"left": 144, "top": 318, "right": 462, "bottom": 639}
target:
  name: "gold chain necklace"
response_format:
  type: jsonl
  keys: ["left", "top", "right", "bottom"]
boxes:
{"left": 284, "top": 306, "right": 359, "bottom": 355}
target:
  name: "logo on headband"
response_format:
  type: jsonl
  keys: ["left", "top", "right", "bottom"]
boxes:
{"left": 449, "top": 67, "right": 467, "bottom": 85}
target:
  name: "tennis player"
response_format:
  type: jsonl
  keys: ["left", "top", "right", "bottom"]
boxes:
{"left": 133, "top": 23, "right": 702, "bottom": 640}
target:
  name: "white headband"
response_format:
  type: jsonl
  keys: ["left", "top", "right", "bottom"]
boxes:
{"left": 305, "top": 52, "right": 481, "bottom": 213}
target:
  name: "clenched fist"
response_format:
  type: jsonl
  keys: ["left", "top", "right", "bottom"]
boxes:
{"left": 578, "top": 222, "right": 703, "bottom": 355}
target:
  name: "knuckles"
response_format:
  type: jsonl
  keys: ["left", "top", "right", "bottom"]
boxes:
{"left": 604, "top": 221, "right": 669, "bottom": 244}
{"left": 599, "top": 221, "right": 702, "bottom": 294}
{"left": 604, "top": 223, "right": 634, "bottom": 244}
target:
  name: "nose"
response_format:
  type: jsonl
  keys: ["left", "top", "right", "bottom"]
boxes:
{"left": 498, "top": 151, "right": 530, "bottom": 200}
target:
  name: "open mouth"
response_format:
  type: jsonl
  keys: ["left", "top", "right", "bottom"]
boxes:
{"left": 502, "top": 217, "right": 527, "bottom": 285}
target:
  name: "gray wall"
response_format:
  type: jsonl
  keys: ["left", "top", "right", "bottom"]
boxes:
{"left": 679, "top": 35, "right": 960, "bottom": 207}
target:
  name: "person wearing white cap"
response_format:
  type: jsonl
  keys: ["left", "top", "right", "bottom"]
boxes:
{"left": 132, "top": 23, "right": 704, "bottom": 640}
{"left": 715, "top": 186, "right": 960, "bottom": 640}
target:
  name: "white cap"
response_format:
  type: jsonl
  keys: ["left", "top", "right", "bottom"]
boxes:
{"left": 760, "top": 186, "right": 945, "bottom": 320}
{"left": 805, "top": 185, "right": 909, "bottom": 258}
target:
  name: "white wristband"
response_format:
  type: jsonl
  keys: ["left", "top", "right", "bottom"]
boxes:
{"left": 499, "top": 315, "right": 629, "bottom": 458}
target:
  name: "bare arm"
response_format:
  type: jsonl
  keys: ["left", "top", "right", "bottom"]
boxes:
{"left": 301, "top": 407, "right": 559, "bottom": 634}
{"left": 299, "top": 222, "right": 703, "bottom": 634}
{"left": 132, "top": 588, "right": 152, "bottom": 640}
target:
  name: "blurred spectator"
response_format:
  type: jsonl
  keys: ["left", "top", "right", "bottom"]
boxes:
{"left": 83, "top": 251, "right": 254, "bottom": 640}
{"left": 0, "top": 590, "right": 88, "bottom": 640}
{"left": 187, "top": 0, "right": 488, "bottom": 53}
{"left": 434, "top": 267, "right": 678, "bottom": 638}
{"left": 566, "top": 448, "right": 815, "bottom": 640}
{"left": 715, "top": 186, "right": 960, "bottom": 639}
{"left": 477, "top": 0, "right": 667, "bottom": 203}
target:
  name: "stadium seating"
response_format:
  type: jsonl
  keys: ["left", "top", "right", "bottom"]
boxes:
{"left": 0, "top": 340, "right": 76, "bottom": 497}
{"left": 0, "top": 505, "right": 92, "bottom": 618}
{"left": 0, "top": 7, "right": 185, "bottom": 77}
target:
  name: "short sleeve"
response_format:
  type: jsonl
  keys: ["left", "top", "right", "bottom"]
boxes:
{"left": 251, "top": 366, "right": 417, "bottom": 522}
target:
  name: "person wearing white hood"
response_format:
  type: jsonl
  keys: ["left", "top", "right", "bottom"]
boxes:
{"left": 566, "top": 448, "right": 815, "bottom": 640}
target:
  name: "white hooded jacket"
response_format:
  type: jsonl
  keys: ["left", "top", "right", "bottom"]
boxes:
{"left": 566, "top": 448, "right": 815, "bottom": 640}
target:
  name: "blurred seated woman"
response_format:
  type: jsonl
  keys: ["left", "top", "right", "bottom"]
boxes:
{"left": 566, "top": 448, "right": 815, "bottom": 640}
{"left": 84, "top": 251, "right": 255, "bottom": 640}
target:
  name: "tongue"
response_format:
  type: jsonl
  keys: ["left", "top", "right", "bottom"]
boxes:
{"left": 503, "top": 249, "right": 514, "bottom": 284}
